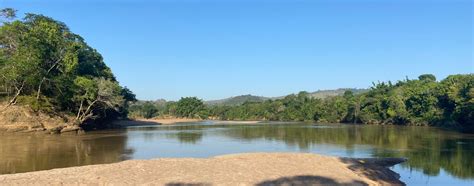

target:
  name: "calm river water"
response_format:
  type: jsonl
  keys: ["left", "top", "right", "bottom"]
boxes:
{"left": 1, "top": 121, "right": 473, "bottom": 185}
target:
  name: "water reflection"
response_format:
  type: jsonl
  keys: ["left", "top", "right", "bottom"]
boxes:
{"left": 0, "top": 131, "right": 132, "bottom": 174}
{"left": 166, "top": 132, "right": 203, "bottom": 144}
{"left": 1, "top": 122, "right": 473, "bottom": 183}
{"left": 144, "top": 123, "right": 474, "bottom": 180}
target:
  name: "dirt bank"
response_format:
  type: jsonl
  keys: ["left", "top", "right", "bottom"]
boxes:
{"left": 0, "top": 104, "right": 78, "bottom": 134}
{"left": 0, "top": 153, "right": 405, "bottom": 185}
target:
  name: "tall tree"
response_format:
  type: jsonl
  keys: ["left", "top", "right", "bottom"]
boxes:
{"left": 0, "top": 11, "right": 135, "bottom": 126}
{"left": 176, "top": 97, "right": 205, "bottom": 118}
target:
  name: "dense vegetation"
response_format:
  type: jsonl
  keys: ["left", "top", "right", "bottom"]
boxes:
{"left": 274, "top": 88, "right": 368, "bottom": 100}
{"left": 1, "top": 9, "right": 471, "bottom": 132}
{"left": 213, "top": 74, "right": 473, "bottom": 132}
{"left": 131, "top": 74, "right": 473, "bottom": 132}
{"left": 129, "top": 97, "right": 207, "bottom": 119}
{"left": 206, "top": 95, "right": 269, "bottom": 106}
{"left": 0, "top": 9, "right": 136, "bottom": 127}
{"left": 205, "top": 89, "right": 368, "bottom": 106}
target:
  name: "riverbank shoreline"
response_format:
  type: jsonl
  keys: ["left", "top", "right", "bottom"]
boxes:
{"left": 0, "top": 152, "right": 405, "bottom": 185}
{"left": 111, "top": 119, "right": 265, "bottom": 127}
{"left": 212, "top": 120, "right": 263, "bottom": 124}
{"left": 111, "top": 118, "right": 203, "bottom": 127}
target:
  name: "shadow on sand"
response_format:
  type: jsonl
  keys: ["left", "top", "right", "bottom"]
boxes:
{"left": 165, "top": 183, "right": 210, "bottom": 186}
{"left": 339, "top": 157, "right": 406, "bottom": 186}
{"left": 256, "top": 175, "right": 368, "bottom": 186}
{"left": 165, "top": 177, "right": 366, "bottom": 186}
{"left": 164, "top": 157, "right": 406, "bottom": 186}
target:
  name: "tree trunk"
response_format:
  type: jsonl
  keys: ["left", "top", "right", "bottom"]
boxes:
{"left": 36, "top": 78, "right": 45, "bottom": 100}
{"left": 1, "top": 81, "right": 24, "bottom": 112}
{"left": 76, "top": 99, "right": 98, "bottom": 124}
{"left": 76, "top": 99, "right": 84, "bottom": 121}
{"left": 354, "top": 100, "right": 360, "bottom": 124}
{"left": 36, "top": 49, "right": 64, "bottom": 101}
{"left": 36, "top": 59, "right": 61, "bottom": 100}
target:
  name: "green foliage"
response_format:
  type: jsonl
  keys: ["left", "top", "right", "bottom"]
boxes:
{"left": 436, "top": 74, "right": 474, "bottom": 131}
{"left": 206, "top": 94, "right": 268, "bottom": 106}
{"left": 16, "top": 96, "right": 53, "bottom": 113}
{"left": 206, "top": 74, "right": 473, "bottom": 132}
{"left": 205, "top": 89, "right": 368, "bottom": 106}
{"left": 121, "top": 87, "right": 137, "bottom": 102}
{"left": 176, "top": 97, "right": 206, "bottom": 118}
{"left": 0, "top": 8, "right": 16, "bottom": 20}
{"left": 419, "top": 74, "right": 437, "bottom": 82}
{"left": 127, "top": 74, "right": 471, "bottom": 132}
{"left": 129, "top": 98, "right": 207, "bottom": 119}
{"left": 0, "top": 12, "right": 135, "bottom": 126}
{"left": 128, "top": 101, "right": 158, "bottom": 119}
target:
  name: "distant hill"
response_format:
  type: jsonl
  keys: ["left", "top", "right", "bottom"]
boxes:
{"left": 307, "top": 88, "right": 368, "bottom": 99}
{"left": 205, "top": 95, "right": 269, "bottom": 106}
{"left": 206, "top": 88, "right": 368, "bottom": 106}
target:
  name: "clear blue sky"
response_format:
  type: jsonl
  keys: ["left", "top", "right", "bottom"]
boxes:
{"left": 2, "top": 0, "right": 473, "bottom": 101}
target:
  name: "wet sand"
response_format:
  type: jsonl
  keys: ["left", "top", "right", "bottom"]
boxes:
{"left": 0, "top": 153, "right": 405, "bottom": 185}
{"left": 212, "top": 120, "right": 262, "bottom": 124}
{"left": 140, "top": 118, "right": 202, "bottom": 125}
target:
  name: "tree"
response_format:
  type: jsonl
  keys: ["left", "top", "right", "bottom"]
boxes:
{"left": 0, "top": 8, "right": 16, "bottom": 21}
{"left": 419, "top": 74, "right": 437, "bottom": 82}
{"left": 121, "top": 87, "right": 137, "bottom": 102}
{"left": 176, "top": 97, "right": 205, "bottom": 118}
{"left": 74, "top": 77, "right": 124, "bottom": 123}
{"left": 205, "top": 74, "right": 471, "bottom": 132}
{"left": 141, "top": 102, "right": 158, "bottom": 119}
{"left": 437, "top": 74, "right": 474, "bottom": 132}
{"left": 0, "top": 12, "right": 133, "bottom": 127}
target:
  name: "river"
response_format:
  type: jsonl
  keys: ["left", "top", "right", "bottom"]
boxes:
{"left": 1, "top": 121, "right": 472, "bottom": 185}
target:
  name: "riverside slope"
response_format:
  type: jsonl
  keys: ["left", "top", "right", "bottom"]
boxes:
{"left": 0, "top": 153, "right": 405, "bottom": 185}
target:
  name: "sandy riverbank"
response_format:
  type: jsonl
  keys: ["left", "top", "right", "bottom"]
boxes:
{"left": 140, "top": 118, "right": 202, "bottom": 125}
{"left": 212, "top": 120, "right": 262, "bottom": 124}
{"left": 112, "top": 118, "right": 203, "bottom": 127}
{"left": 112, "top": 119, "right": 264, "bottom": 127}
{"left": 0, "top": 153, "right": 405, "bottom": 185}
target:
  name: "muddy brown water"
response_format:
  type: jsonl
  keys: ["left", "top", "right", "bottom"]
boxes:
{"left": 1, "top": 121, "right": 473, "bottom": 185}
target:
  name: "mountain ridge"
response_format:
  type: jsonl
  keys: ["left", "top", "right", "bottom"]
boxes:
{"left": 205, "top": 88, "right": 368, "bottom": 106}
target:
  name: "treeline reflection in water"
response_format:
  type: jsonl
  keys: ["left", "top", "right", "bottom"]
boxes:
{"left": 1, "top": 122, "right": 473, "bottom": 181}
{"left": 153, "top": 123, "right": 474, "bottom": 179}
{"left": 0, "top": 131, "right": 133, "bottom": 174}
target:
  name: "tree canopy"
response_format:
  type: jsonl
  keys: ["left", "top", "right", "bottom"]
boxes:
{"left": 129, "top": 74, "right": 473, "bottom": 133}
{"left": 2, "top": 9, "right": 471, "bottom": 133}
{"left": 209, "top": 74, "right": 473, "bottom": 132}
{"left": 0, "top": 10, "right": 135, "bottom": 126}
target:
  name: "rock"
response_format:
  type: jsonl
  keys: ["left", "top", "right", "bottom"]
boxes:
{"left": 60, "top": 126, "right": 81, "bottom": 133}
{"left": 340, "top": 157, "right": 407, "bottom": 185}
{"left": 77, "top": 129, "right": 86, "bottom": 135}
{"left": 352, "top": 158, "right": 407, "bottom": 167}
{"left": 30, "top": 128, "right": 46, "bottom": 132}
{"left": 48, "top": 126, "right": 63, "bottom": 134}
{"left": 6, "top": 127, "right": 28, "bottom": 132}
